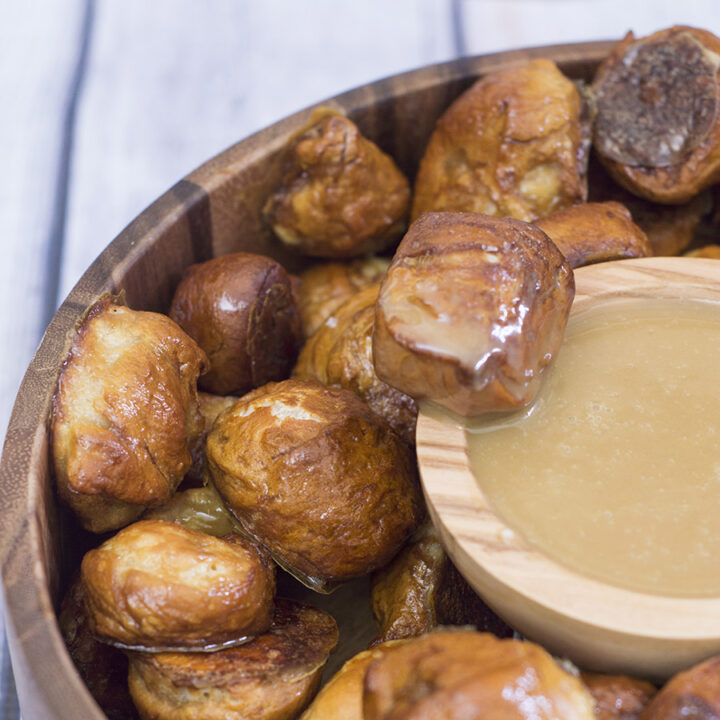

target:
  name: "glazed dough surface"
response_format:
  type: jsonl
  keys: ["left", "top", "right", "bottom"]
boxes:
{"left": 468, "top": 299, "right": 720, "bottom": 596}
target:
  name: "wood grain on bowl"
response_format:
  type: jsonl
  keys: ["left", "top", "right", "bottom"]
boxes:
{"left": 0, "top": 42, "right": 611, "bottom": 719}
{"left": 417, "top": 257, "right": 720, "bottom": 680}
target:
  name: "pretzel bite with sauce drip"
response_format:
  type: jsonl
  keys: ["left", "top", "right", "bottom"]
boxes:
{"left": 128, "top": 598, "right": 338, "bottom": 720}
{"left": 169, "top": 252, "right": 301, "bottom": 396}
{"left": 581, "top": 672, "right": 656, "bottom": 720}
{"left": 264, "top": 114, "right": 410, "bottom": 258}
{"left": 298, "top": 257, "right": 389, "bottom": 339}
{"left": 373, "top": 213, "right": 574, "bottom": 417}
{"left": 592, "top": 26, "right": 720, "bottom": 203}
{"left": 80, "top": 520, "right": 275, "bottom": 651}
{"left": 363, "top": 630, "right": 595, "bottom": 720}
{"left": 535, "top": 201, "right": 651, "bottom": 268}
{"left": 52, "top": 298, "right": 207, "bottom": 533}
{"left": 412, "top": 59, "right": 589, "bottom": 222}
{"left": 206, "top": 379, "right": 423, "bottom": 590}
{"left": 294, "top": 285, "right": 417, "bottom": 444}
{"left": 371, "top": 522, "right": 512, "bottom": 645}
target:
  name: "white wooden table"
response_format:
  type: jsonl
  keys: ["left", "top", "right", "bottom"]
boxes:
{"left": 3, "top": 1, "right": 719, "bottom": 716}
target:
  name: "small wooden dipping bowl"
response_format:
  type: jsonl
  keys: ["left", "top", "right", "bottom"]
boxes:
{"left": 417, "top": 256, "right": 720, "bottom": 681}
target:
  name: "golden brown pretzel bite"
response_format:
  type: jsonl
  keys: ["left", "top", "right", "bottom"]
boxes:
{"left": 264, "top": 114, "right": 410, "bottom": 258}
{"left": 582, "top": 672, "right": 656, "bottom": 720}
{"left": 81, "top": 520, "right": 275, "bottom": 651}
{"left": 52, "top": 297, "right": 207, "bottom": 533}
{"left": 412, "top": 58, "right": 589, "bottom": 221}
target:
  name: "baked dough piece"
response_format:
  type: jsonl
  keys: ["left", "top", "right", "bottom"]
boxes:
{"left": 371, "top": 523, "right": 512, "bottom": 645}
{"left": 412, "top": 58, "right": 589, "bottom": 221}
{"left": 363, "top": 630, "right": 596, "bottom": 720}
{"left": 685, "top": 245, "right": 720, "bottom": 259}
{"left": 300, "top": 641, "right": 407, "bottom": 720}
{"left": 592, "top": 26, "right": 720, "bottom": 203}
{"left": 81, "top": 520, "right": 275, "bottom": 651}
{"left": 264, "top": 114, "right": 410, "bottom": 258}
{"left": 638, "top": 655, "right": 720, "bottom": 720}
{"left": 58, "top": 575, "right": 138, "bottom": 720}
{"left": 207, "top": 379, "right": 423, "bottom": 589}
{"left": 298, "top": 257, "right": 389, "bottom": 339}
{"left": 581, "top": 673, "right": 656, "bottom": 720}
{"left": 128, "top": 598, "right": 338, "bottom": 720}
{"left": 535, "top": 201, "right": 652, "bottom": 268}
{"left": 52, "top": 298, "right": 207, "bottom": 533}
{"left": 169, "top": 252, "right": 301, "bottom": 396}
{"left": 373, "top": 213, "right": 574, "bottom": 417}
{"left": 294, "top": 285, "right": 417, "bottom": 444}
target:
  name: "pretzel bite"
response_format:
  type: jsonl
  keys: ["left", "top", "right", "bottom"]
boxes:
{"left": 592, "top": 26, "right": 720, "bottom": 203}
{"left": 371, "top": 523, "right": 512, "bottom": 645}
{"left": 535, "top": 202, "right": 652, "bottom": 268}
{"left": 685, "top": 244, "right": 720, "bottom": 259}
{"left": 587, "top": 156, "right": 711, "bottom": 255}
{"left": 638, "top": 655, "right": 720, "bottom": 720}
{"left": 81, "top": 520, "right": 275, "bottom": 651}
{"left": 582, "top": 673, "right": 656, "bottom": 720}
{"left": 294, "top": 285, "right": 417, "bottom": 444}
{"left": 301, "top": 641, "right": 407, "bottom": 720}
{"left": 264, "top": 114, "right": 410, "bottom": 258}
{"left": 128, "top": 598, "right": 338, "bottom": 720}
{"left": 298, "top": 257, "right": 389, "bottom": 339}
{"left": 207, "top": 379, "right": 423, "bottom": 590}
{"left": 52, "top": 298, "right": 207, "bottom": 533}
{"left": 363, "top": 630, "right": 595, "bottom": 720}
{"left": 373, "top": 213, "right": 575, "bottom": 417}
{"left": 169, "top": 252, "right": 301, "bottom": 396}
{"left": 59, "top": 576, "right": 138, "bottom": 720}
{"left": 143, "top": 485, "right": 238, "bottom": 537}
{"left": 412, "top": 59, "right": 589, "bottom": 222}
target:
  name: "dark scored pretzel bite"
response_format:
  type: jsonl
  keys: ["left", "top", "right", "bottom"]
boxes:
{"left": 363, "top": 630, "right": 595, "bottom": 720}
{"left": 59, "top": 575, "right": 138, "bottom": 720}
{"left": 298, "top": 257, "right": 389, "bottom": 339}
{"left": 535, "top": 201, "right": 652, "bottom": 268}
{"left": 293, "top": 285, "right": 418, "bottom": 444}
{"left": 300, "top": 640, "right": 408, "bottom": 720}
{"left": 581, "top": 672, "right": 656, "bottom": 720}
{"left": 128, "top": 598, "right": 338, "bottom": 720}
{"left": 80, "top": 520, "right": 275, "bottom": 651}
{"left": 169, "top": 252, "right": 301, "bottom": 396}
{"left": 264, "top": 114, "right": 410, "bottom": 258}
{"left": 52, "top": 298, "right": 207, "bottom": 533}
{"left": 638, "top": 655, "right": 720, "bottom": 720}
{"left": 412, "top": 59, "right": 589, "bottom": 222}
{"left": 370, "top": 522, "right": 512, "bottom": 646}
{"left": 592, "top": 26, "right": 720, "bottom": 203}
{"left": 373, "top": 213, "right": 575, "bottom": 417}
{"left": 206, "top": 379, "right": 423, "bottom": 590}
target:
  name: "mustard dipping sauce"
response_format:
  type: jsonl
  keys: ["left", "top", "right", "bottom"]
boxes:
{"left": 467, "top": 299, "right": 720, "bottom": 597}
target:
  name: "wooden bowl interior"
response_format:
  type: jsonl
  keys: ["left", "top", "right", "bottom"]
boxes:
{"left": 417, "top": 257, "right": 720, "bottom": 678}
{"left": 0, "top": 42, "right": 611, "bottom": 719}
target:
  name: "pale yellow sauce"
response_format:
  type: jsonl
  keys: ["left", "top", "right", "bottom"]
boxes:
{"left": 467, "top": 299, "right": 720, "bottom": 597}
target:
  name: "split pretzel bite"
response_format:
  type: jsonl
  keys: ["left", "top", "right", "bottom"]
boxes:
{"left": 373, "top": 213, "right": 574, "bottom": 417}
{"left": 592, "top": 26, "right": 720, "bottom": 203}
{"left": 128, "top": 598, "right": 338, "bottom": 720}
{"left": 52, "top": 298, "right": 207, "bottom": 533}
{"left": 412, "top": 58, "right": 589, "bottom": 222}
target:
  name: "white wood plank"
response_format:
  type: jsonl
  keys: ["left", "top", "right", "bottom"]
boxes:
{"left": 460, "top": 0, "right": 720, "bottom": 55}
{"left": 0, "top": 0, "right": 87, "bottom": 710}
{"left": 60, "top": 0, "right": 456, "bottom": 301}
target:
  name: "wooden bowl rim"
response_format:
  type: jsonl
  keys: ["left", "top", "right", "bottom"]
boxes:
{"left": 418, "top": 256, "right": 720, "bottom": 641}
{"left": 0, "top": 40, "right": 614, "bottom": 719}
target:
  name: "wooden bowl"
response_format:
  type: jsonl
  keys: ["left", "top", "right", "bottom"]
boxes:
{"left": 0, "top": 42, "right": 613, "bottom": 719}
{"left": 417, "top": 256, "right": 720, "bottom": 681}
